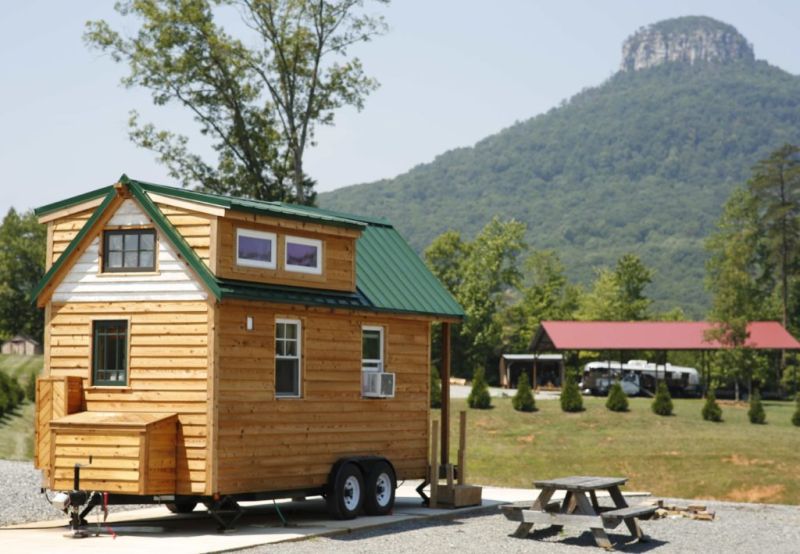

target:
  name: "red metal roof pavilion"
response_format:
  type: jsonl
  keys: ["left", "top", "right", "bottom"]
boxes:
{"left": 531, "top": 321, "right": 800, "bottom": 352}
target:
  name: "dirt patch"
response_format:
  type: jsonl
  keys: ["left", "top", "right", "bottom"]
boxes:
{"left": 726, "top": 484, "right": 785, "bottom": 503}
{"left": 516, "top": 434, "right": 535, "bottom": 444}
{"left": 722, "top": 454, "right": 775, "bottom": 467}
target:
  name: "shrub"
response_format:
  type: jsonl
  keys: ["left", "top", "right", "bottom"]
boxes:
{"left": 560, "top": 373, "right": 584, "bottom": 412}
{"left": 512, "top": 372, "right": 536, "bottom": 412}
{"left": 651, "top": 382, "right": 673, "bottom": 416}
{"left": 430, "top": 366, "right": 442, "bottom": 409}
{"left": 0, "top": 389, "right": 7, "bottom": 418}
{"left": 0, "top": 373, "right": 13, "bottom": 414}
{"left": 792, "top": 395, "right": 800, "bottom": 427}
{"left": 605, "top": 382, "right": 629, "bottom": 412}
{"left": 748, "top": 390, "right": 766, "bottom": 424}
{"left": 25, "top": 372, "right": 37, "bottom": 403}
{"left": 467, "top": 368, "right": 492, "bottom": 409}
{"left": 701, "top": 390, "right": 723, "bottom": 422}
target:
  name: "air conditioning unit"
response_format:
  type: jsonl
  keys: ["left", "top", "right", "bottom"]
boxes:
{"left": 362, "top": 372, "right": 395, "bottom": 398}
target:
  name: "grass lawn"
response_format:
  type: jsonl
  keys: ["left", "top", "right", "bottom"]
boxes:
{"left": 0, "top": 355, "right": 43, "bottom": 460}
{"left": 437, "top": 396, "right": 800, "bottom": 505}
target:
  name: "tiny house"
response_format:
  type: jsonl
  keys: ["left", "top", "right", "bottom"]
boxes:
{"left": 33, "top": 175, "right": 463, "bottom": 528}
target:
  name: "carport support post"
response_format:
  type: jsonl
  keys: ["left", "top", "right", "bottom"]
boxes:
{"left": 441, "top": 322, "right": 451, "bottom": 468}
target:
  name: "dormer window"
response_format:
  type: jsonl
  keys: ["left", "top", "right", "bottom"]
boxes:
{"left": 103, "top": 229, "right": 156, "bottom": 272}
{"left": 237, "top": 228, "right": 276, "bottom": 269}
{"left": 285, "top": 236, "right": 322, "bottom": 274}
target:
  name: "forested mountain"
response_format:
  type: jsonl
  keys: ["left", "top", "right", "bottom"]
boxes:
{"left": 320, "top": 17, "right": 800, "bottom": 317}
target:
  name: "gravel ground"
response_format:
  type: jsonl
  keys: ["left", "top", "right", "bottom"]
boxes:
{"left": 240, "top": 498, "right": 800, "bottom": 554}
{"left": 0, "top": 460, "right": 149, "bottom": 527}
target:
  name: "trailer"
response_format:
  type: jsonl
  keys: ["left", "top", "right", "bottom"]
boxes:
{"left": 32, "top": 175, "right": 467, "bottom": 533}
{"left": 581, "top": 359, "right": 701, "bottom": 397}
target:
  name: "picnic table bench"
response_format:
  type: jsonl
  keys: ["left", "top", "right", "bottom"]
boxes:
{"left": 501, "top": 476, "right": 656, "bottom": 549}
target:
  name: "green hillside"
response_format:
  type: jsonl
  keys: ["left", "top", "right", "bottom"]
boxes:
{"left": 321, "top": 40, "right": 800, "bottom": 317}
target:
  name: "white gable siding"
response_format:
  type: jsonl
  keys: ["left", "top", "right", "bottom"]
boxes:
{"left": 52, "top": 200, "right": 207, "bottom": 303}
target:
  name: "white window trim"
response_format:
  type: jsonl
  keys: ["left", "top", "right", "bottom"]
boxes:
{"left": 236, "top": 228, "right": 276, "bottom": 269}
{"left": 275, "top": 318, "right": 302, "bottom": 398}
{"left": 284, "top": 235, "right": 323, "bottom": 275}
{"left": 362, "top": 325, "right": 384, "bottom": 373}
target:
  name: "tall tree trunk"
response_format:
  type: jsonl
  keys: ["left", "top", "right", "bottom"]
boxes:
{"left": 293, "top": 152, "right": 304, "bottom": 203}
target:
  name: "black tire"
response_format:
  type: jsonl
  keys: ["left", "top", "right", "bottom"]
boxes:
{"left": 166, "top": 498, "right": 198, "bottom": 514}
{"left": 363, "top": 460, "right": 396, "bottom": 516}
{"left": 326, "top": 462, "right": 365, "bottom": 520}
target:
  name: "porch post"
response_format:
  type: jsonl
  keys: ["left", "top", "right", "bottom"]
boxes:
{"left": 441, "top": 322, "right": 451, "bottom": 467}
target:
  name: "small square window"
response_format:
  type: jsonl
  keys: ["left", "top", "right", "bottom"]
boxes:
{"left": 285, "top": 236, "right": 322, "bottom": 274}
{"left": 237, "top": 228, "right": 276, "bottom": 269}
{"left": 362, "top": 326, "right": 384, "bottom": 372}
{"left": 103, "top": 230, "right": 156, "bottom": 272}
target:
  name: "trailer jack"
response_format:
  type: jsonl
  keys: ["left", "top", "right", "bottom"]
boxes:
{"left": 205, "top": 496, "right": 244, "bottom": 532}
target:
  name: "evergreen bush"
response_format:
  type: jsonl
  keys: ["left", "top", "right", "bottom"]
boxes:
{"left": 25, "top": 372, "right": 37, "bottom": 403}
{"left": 748, "top": 390, "right": 766, "bottom": 424}
{"left": 430, "top": 366, "right": 442, "bottom": 409}
{"left": 560, "top": 374, "right": 584, "bottom": 412}
{"left": 651, "top": 382, "right": 673, "bottom": 416}
{"left": 512, "top": 372, "right": 536, "bottom": 412}
{"left": 467, "top": 368, "right": 492, "bottom": 409}
{"left": 701, "top": 390, "right": 723, "bottom": 422}
{"left": 792, "top": 395, "right": 800, "bottom": 427}
{"left": 0, "top": 389, "right": 7, "bottom": 418}
{"left": 605, "top": 382, "right": 629, "bottom": 412}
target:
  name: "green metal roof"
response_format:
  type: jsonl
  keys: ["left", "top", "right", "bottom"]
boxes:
{"left": 33, "top": 176, "right": 464, "bottom": 319}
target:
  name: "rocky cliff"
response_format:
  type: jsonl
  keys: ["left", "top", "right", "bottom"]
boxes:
{"left": 621, "top": 16, "right": 754, "bottom": 72}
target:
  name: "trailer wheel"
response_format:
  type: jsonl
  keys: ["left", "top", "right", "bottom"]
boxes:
{"left": 166, "top": 498, "right": 198, "bottom": 514}
{"left": 326, "top": 462, "right": 364, "bottom": 519}
{"left": 363, "top": 460, "right": 396, "bottom": 516}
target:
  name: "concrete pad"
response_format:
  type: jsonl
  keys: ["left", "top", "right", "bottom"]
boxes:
{"left": 0, "top": 481, "right": 649, "bottom": 553}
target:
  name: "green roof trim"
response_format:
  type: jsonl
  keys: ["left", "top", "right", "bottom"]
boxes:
{"left": 34, "top": 185, "right": 114, "bottom": 217}
{"left": 34, "top": 175, "right": 463, "bottom": 319}
{"left": 32, "top": 190, "right": 118, "bottom": 300}
{"left": 127, "top": 182, "right": 222, "bottom": 299}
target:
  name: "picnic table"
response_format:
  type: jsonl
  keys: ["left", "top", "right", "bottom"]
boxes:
{"left": 501, "top": 476, "right": 656, "bottom": 549}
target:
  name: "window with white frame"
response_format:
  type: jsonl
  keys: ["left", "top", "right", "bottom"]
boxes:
{"left": 362, "top": 326, "right": 384, "bottom": 372}
{"left": 236, "top": 228, "right": 276, "bottom": 269}
{"left": 284, "top": 236, "right": 322, "bottom": 274}
{"left": 275, "top": 319, "right": 301, "bottom": 397}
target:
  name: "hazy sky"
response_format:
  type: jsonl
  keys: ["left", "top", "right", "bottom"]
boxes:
{"left": 1, "top": 1, "right": 799, "bottom": 217}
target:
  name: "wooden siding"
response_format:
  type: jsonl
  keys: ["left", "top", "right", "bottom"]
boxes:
{"left": 215, "top": 216, "right": 357, "bottom": 292}
{"left": 215, "top": 300, "right": 430, "bottom": 495}
{"left": 46, "top": 301, "right": 211, "bottom": 494}
{"left": 155, "top": 203, "right": 214, "bottom": 267}
{"left": 50, "top": 208, "right": 95, "bottom": 269}
{"left": 34, "top": 376, "right": 83, "bottom": 478}
{"left": 49, "top": 412, "right": 177, "bottom": 494}
{"left": 51, "top": 208, "right": 208, "bottom": 303}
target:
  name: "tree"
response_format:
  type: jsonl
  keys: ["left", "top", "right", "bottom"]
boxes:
{"left": 85, "top": 0, "right": 388, "bottom": 204}
{"left": 748, "top": 389, "right": 766, "bottom": 424}
{"left": 425, "top": 218, "right": 526, "bottom": 377}
{"left": 606, "top": 382, "right": 629, "bottom": 412}
{"left": 651, "top": 382, "right": 673, "bottom": 416}
{"left": 430, "top": 365, "right": 442, "bottom": 409}
{"left": 701, "top": 390, "right": 723, "bottom": 422}
{"left": 503, "top": 250, "right": 581, "bottom": 351}
{"left": 748, "top": 144, "right": 800, "bottom": 333}
{"left": 0, "top": 209, "right": 46, "bottom": 341}
{"left": 792, "top": 394, "right": 800, "bottom": 427}
{"left": 467, "top": 367, "right": 492, "bottom": 409}
{"left": 512, "top": 372, "right": 536, "bottom": 412}
{"left": 560, "top": 373, "right": 584, "bottom": 412}
{"left": 578, "top": 253, "right": 653, "bottom": 321}
{"left": 705, "top": 188, "right": 777, "bottom": 398}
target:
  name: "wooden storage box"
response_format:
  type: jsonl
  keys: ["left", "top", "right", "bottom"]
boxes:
{"left": 49, "top": 411, "right": 178, "bottom": 495}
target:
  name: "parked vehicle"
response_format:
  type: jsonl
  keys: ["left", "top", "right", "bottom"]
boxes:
{"left": 581, "top": 359, "right": 700, "bottom": 397}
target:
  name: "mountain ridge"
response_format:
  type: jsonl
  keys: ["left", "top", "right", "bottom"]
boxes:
{"left": 320, "top": 18, "right": 800, "bottom": 318}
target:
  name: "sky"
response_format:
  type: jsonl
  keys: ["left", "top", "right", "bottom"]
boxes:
{"left": 1, "top": 1, "right": 799, "bottom": 217}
